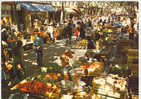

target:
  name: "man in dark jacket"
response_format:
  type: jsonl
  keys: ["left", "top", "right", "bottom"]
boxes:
{"left": 88, "top": 19, "right": 92, "bottom": 27}
{"left": 80, "top": 22, "right": 86, "bottom": 39}
{"left": 2, "top": 28, "right": 8, "bottom": 43}
{"left": 65, "top": 23, "right": 73, "bottom": 44}
{"left": 95, "top": 31, "right": 101, "bottom": 41}
{"left": 87, "top": 36, "right": 96, "bottom": 49}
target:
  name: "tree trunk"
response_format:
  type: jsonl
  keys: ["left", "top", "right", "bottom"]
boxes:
{"left": 60, "top": 2, "right": 64, "bottom": 24}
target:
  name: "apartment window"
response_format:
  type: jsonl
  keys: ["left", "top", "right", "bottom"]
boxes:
{"left": 55, "top": 2, "right": 57, "bottom": 6}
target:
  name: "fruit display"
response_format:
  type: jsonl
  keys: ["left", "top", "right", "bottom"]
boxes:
{"left": 72, "top": 39, "right": 88, "bottom": 49}
{"left": 44, "top": 73, "right": 62, "bottom": 81}
{"left": 80, "top": 40, "right": 88, "bottom": 45}
{"left": 26, "top": 72, "right": 63, "bottom": 84}
{"left": 10, "top": 48, "right": 129, "bottom": 99}
{"left": 104, "top": 28, "right": 113, "bottom": 33}
{"left": 80, "top": 62, "right": 104, "bottom": 76}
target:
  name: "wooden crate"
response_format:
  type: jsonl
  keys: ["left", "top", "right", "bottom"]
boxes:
{"left": 119, "top": 39, "right": 134, "bottom": 47}
{"left": 128, "top": 49, "right": 138, "bottom": 56}
{"left": 127, "top": 48, "right": 138, "bottom": 76}
{"left": 130, "top": 64, "right": 138, "bottom": 72}
{"left": 128, "top": 56, "right": 138, "bottom": 63}
{"left": 132, "top": 95, "right": 138, "bottom": 99}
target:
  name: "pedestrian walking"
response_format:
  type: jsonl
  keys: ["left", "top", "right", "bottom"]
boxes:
{"left": 74, "top": 27, "right": 80, "bottom": 40}
{"left": 88, "top": 19, "right": 92, "bottom": 27}
{"left": 65, "top": 23, "right": 73, "bottom": 44}
{"left": 2, "top": 28, "right": 8, "bottom": 43}
{"left": 87, "top": 36, "right": 96, "bottom": 49}
{"left": 33, "top": 34, "right": 44, "bottom": 67}
{"left": 1, "top": 43, "right": 8, "bottom": 81}
{"left": 48, "top": 23, "right": 54, "bottom": 41}
{"left": 95, "top": 31, "right": 101, "bottom": 41}
{"left": 11, "top": 40, "right": 24, "bottom": 83}
{"left": 129, "top": 32, "right": 134, "bottom": 40}
{"left": 121, "top": 26, "right": 126, "bottom": 37}
{"left": 80, "top": 22, "right": 86, "bottom": 39}
{"left": 53, "top": 27, "right": 58, "bottom": 42}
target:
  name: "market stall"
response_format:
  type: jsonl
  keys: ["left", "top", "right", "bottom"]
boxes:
{"left": 10, "top": 68, "right": 127, "bottom": 99}
{"left": 10, "top": 47, "right": 129, "bottom": 99}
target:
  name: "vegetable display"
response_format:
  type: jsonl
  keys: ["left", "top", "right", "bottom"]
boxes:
{"left": 72, "top": 39, "right": 88, "bottom": 49}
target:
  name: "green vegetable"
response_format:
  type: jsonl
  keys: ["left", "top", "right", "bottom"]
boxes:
{"left": 46, "top": 63, "right": 64, "bottom": 73}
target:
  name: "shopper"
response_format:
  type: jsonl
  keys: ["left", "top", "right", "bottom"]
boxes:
{"left": 1, "top": 43, "right": 8, "bottom": 81}
{"left": 48, "top": 23, "right": 54, "bottom": 41}
{"left": 87, "top": 36, "right": 96, "bottom": 49}
{"left": 65, "top": 23, "right": 73, "bottom": 44}
{"left": 74, "top": 27, "right": 80, "bottom": 40}
{"left": 128, "top": 25, "right": 134, "bottom": 40}
{"left": 53, "top": 27, "right": 58, "bottom": 42}
{"left": 88, "top": 18, "right": 92, "bottom": 27}
{"left": 121, "top": 26, "right": 126, "bottom": 37}
{"left": 95, "top": 31, "right": 101, "bottom": 41}
{"left": 33, "top": 34, "right": 44, "bottom": 67}
{"left": 12, "top": 40, "right": 24, "bottom": 81}
{"left": 1, "top": 28, "right": 8, "bottom": 43}
{"left": 79, "top": 22, "right": 86, "bottom": 39}
{"left": 127, "top": 72, "right": 138, "bottom": 99}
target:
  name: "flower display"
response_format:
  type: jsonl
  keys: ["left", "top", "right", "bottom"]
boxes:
{"left": 11, "top": 80, "right": 60, "bottom": 97}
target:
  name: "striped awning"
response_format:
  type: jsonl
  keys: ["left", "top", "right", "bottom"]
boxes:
{"left": 19, "top": 3, "right": 56, "bottom": 12}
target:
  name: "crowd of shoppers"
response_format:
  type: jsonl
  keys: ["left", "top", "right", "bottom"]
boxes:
{"left": 1, "top": 8, "right": 138, "bottom": 89}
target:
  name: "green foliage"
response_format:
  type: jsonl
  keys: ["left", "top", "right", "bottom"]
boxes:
{"left": 46, "top": 63, "right": 64, "bottom": 73}
{"left": 25, "top": 73, "right": 63, "bottom": 85}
